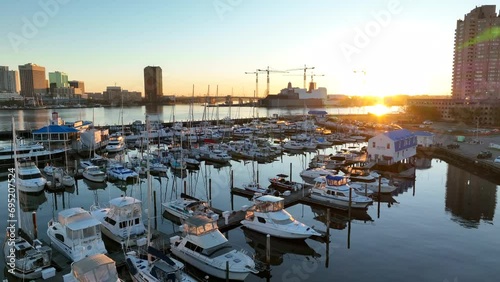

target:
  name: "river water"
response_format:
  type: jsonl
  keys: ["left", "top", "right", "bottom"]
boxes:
{"left": 0, "top": 104, "right": 401, "bottom": 132}
{"left": 1, "top": 144, "right": 499, "bottom": 281}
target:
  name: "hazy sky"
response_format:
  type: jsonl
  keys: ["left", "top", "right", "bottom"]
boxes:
{"left": 1, "top": 0, "right": 496, "bottom": 97}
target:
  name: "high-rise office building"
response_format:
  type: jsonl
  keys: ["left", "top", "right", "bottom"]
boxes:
{"left": 8, "top": 70, "right": 20, "bottom": 93}
{"left": 19, "top": 63, "right": 47, "bottom": 97}
{"left": 452, "top": 5, "right": 500, "bottom": 99}
{"left": 144, "top": 66, "right": 163, "bottom": 103}
{"left": 49, "top": 71, "right": 69, "bottom": 88}
{"left": 0, "top": 66, "right": 8, "bottom": 91}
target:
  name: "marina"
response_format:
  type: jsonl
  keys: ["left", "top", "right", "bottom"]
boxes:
{"left": 1, "top": 140, "right": 499, "bottom": 281}
{"left": 1, "top": 105, "right": 500, "bottom": 281}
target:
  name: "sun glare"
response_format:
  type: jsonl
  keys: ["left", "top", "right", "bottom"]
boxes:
{"left": 369, "top": 104, "right": 391, "bottom": 116}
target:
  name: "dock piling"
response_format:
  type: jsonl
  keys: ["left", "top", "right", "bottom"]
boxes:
{"left": 32, "top": 211, "right": 37, "bottom": 239}
{"left": 377, "top": 175, "right": 382, "bottom": 219}
{"left": 153, "top": 190, "right": 158, "bottom": 230}
{"left": 266, "top": 234, "right": 271, "bottom": 264}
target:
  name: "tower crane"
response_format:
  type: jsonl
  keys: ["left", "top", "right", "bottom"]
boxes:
{"left": 244, "top": 71, "right": 259, "bottom": 99}
{"left": 310, "top": 73, "right": 325, "bottom": 83}
{"left": 286, "top": 64, "right": 315, "bottom": 89}
{"left": 256, "top": 66, "right": 288, "bottom": 97}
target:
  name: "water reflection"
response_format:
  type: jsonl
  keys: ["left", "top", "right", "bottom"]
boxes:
{"left": 415, "top": 156, "right": 432, "bottom": 170}
{"left": 18, "top": 190, "right": 47, "bottom": 212}
{"left": 445, "top": 165, "right": 497, "bottom": 228}
{"left": 242, "top": 227, "right": 320, "bottom": 266}
{"left": 310, "top": 206, "right": 373, "bottom": 230}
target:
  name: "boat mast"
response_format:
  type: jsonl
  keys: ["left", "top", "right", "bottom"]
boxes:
{"left": 12, "top": 116, "right": 22, "bottom": 231}
{"left": 146, "top": 114, "right": 152, "bottom": 263}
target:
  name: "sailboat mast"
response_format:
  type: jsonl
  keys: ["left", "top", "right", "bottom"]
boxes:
{"left": 12, "top": 116, "right": 22, "bottom": 231}
{"left": 146, "top": 114, "right": 152, "bottom": 263}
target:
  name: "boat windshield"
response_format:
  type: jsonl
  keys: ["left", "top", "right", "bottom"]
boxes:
{"left": 255, "top": 200, "right": 284, "bottom": 212}
{"left": 18, "top": 173, "right": 42, "bottom": 180}
{"left": 186, "top": 221, "right": 217, "bottom": 235}
{"left": 326, "top": 177, "right": 347, "bottom": 186}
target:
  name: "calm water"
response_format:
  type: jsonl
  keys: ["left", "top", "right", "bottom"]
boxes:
{"left": 0, "top": 105, "right": 401, "bottom": 131}
{"left": 1, "top": 146, "right": 499, "bottom": 281}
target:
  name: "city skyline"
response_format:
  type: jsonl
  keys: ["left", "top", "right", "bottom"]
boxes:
{"left": 1, "top": 0, "right": 496, "bottom": 97}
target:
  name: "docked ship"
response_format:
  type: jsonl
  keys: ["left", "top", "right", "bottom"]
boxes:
{"left": 260, "top": 82, "right": 327, "bottom": 108}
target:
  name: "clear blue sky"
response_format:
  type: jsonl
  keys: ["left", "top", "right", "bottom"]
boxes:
{"left": 0, "top": 0, "right": 496, "bottom": 97}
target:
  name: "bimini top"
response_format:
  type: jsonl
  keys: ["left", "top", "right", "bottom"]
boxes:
{"left": 72, "top": 254, "right": 118, "bottom": 282}
{"left": 109, "top": 196, "right": 141, "bottom": 207}
{"left": 254, "top": 195, "right": 283, "bottom": 203}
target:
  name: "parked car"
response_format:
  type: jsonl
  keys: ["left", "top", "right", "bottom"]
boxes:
{"left": 494, "top": 156, "right": 500, "bottom": 163}
{"left": 477, "top": 150, "right": 492, "bottom": 159}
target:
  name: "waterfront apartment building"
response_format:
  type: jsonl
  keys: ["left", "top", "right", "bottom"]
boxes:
{"left": 69, "top": 80, "right": 85, "bottom": 93}
{"left": 49, "top": 71, "right": 69, "bottom": 88}
{"left": 144, "top": 66, "right": 163, "bottom": 103}
{"left": 452, "top": 5, "right": 500, "bottom": 99}
{"left": 19, "top": 63, "right": 47, "bottom": 97}
{"left": 103, "top": 86, "right": 141, "bottom": 104}
{"left": 407, "top": 97, "right": 500, "bottom": 125}
{"left": 0, "top": 66, "right": 19, "bottom": 93}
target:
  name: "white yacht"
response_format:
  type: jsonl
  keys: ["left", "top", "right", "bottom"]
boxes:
{"left": 3, "top": 234, "right": 53, "bottom": 280}
{"left": 348, "top": 170, "right": 398, "bottom": 194}
{"left": 299, "top": 167, "right": 336, "bottom": 183}
{"left": 107, "top": 163, "right": 139, "bottom": 182}
{"left": 14, "top": 158, "right": 47, "bottom": 193}
{"left": 91, "top": 196, "right": 147, "bottom": 247}
{"left": 170, "top": 215, "right": 258, "bottom": 280}
{"left": 241, "top": 195, "right": 321, "bottom": 239}
{"left": 125, "top": 246, "right": 197, "bottom": 282}
{"left": 162, "top": 197, "right": 216, "bottom": 220}
{"left": 82, "top": 166, "right": 107, "bottom": 183}
{"left": 243, "top": 181, "right": 268, "bottom": 194}
{"left": 62, "top": 253, "right": 122, "bottom": 282}
{"left": 105, "top": 135, "right": 126, "bottom": 153}
{"left": 53, "top": 167, "right": 75, "bottom": 187}
{"left": 47, "top": 207, "right": 107, "bottom": 262}
{"left": 310, "top": 175, "right": 373, "bottom": 209}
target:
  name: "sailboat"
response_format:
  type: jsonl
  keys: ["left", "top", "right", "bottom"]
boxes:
{"left": 242, "top": 160, "right": 268, "bottom": 194}
{"left": 125, "top": 115, "right": 197, "bottom": 282}
{"left": 3, "top": 116, "right": 54, "bottom": 280}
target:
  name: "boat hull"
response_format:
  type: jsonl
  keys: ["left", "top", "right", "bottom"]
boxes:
{"left": 240, "top": 221, "right": 314, "bottom": 239}
{"left": 310, "top": 193, "right": 371, "bottom": 209}
{"left": 82, "top": 172, "right": 106, "bottom": 183}
{"left": 170, "top": 247, "right": 251, "bottom": 281}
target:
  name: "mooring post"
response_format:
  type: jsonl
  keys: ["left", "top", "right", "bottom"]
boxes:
{"left": 153, "top": 190, "right": 158, "bottom": 230}
{"left": 184, "top": 180, "right": 187, "bottom": 195}
{"left": 32, "top": 211, "right": 37, "bottom": 239}
{"left": 226, "top": 261, "right": 229, "bottom": 282}
{"left": 209, "top": 178, "right": 212, "bottom": 205}
{"left": 266, "top": 234, "right": 271, "bottom": 265}
{"left": 378, "top": 175, "right": 382, "bottom": 218}
{"left": 230, "top": 170, "right": 234, "bottom": 189}
{"left": 290, "top": 162, "right": 292, "bottom": 182}
{"left": 348, "top": 186, "right": 352, "bottom": 220}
